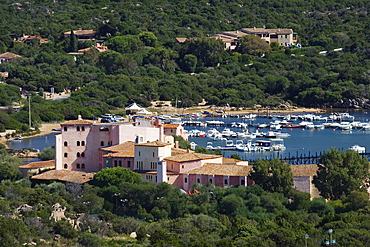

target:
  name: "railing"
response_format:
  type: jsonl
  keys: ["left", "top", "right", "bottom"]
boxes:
{"left": 247, "top": 151, "right": 370, "bottom": 165}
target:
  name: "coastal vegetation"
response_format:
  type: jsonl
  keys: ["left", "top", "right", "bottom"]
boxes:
{"left": 1, "top": 0, "right": 370, "bottom": 245}
{"left": 0, "top": 144, "right": 370, "bottom": 246}
{"left": 0, "top": 0, "right": 369, "bottom": 133}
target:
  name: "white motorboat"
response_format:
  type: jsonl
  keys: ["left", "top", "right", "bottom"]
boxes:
{"left": 258, "top": 123, "right": 269, "bottom": 128}
{"left": 275, "top": 132, "right": 291, "bottom": 138}
{"left": 299, "top": 121, "right": 314, "bottom": 127}
{"left": 349, "top": 145, "right": 366, "bottom": 153}
{"left": 221, "top": 128, "right": 236, "bottom": 137}
{"left": 206, "top": 128, "right": 220, "bottom": 138}
{"left": 270, "top": 138, "right": 286, "bottom": 151}
{"left": 338, "top": 122, "right": 352, "bottom": 130}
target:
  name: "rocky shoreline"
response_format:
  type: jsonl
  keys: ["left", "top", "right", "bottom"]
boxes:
{"left": 324, "top": 98, "right": 370, "bottom": 109}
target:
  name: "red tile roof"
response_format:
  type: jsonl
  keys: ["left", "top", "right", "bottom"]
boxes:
{"left": 100, "top": 141, "right": 135, "bottom": 152}
{"left": 291, "top": 164, "right": 318, "bottom": 177}
{"left": 222, "top": 157, "right": 243, "bottom": 164}
{"left": 64, "top": 29, "right": 96, "bottom": 35}
{"left": 103, "top": 152, "right": 133, "bottom": 158}
{"left": 31, "top": 170, "right": 94, "bottom": 184}
{"left": 185, "top": 163, "right": 252, "bottom": 176}
{"left": 0, "top": 52, "right": 21, "bottom": 59}
{"left": 240, "top": 28, "right": 293, "bottom": 35}
{"left": 135, "top": 141, "right": 172, "bottom": 147}
{"left": 163, "top": 124, "right": 180, "bottom": 129}
{"left": 60, "top": 120, "right": 93, "bottom": 125}
{"left": 19, "top": 160, "right": 55, "bottom": 169}
{"left": 164, "top": 153, "right": 221, "bottom": 163}
{"left": 171, "top": 148, "right": 192, "bottom": 156}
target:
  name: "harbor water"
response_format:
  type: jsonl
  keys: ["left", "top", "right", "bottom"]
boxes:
{"left": 186, "top": 109, "right": 370, "bottom": 161}
{"left": 6, "top": 110, "right": 370, "bottom": 162}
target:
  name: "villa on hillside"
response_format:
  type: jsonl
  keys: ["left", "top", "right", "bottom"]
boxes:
{"left": 27, "top": 111, "right": 320, "bottom": 198}
{"left": 210, "top": 27, "right": 298, "bottom": 50}
{"left": 0, "top": 52, "right": 21, "bottom": 63}
{"left": 63, "top": 29, "right": 97, "bottom": 41}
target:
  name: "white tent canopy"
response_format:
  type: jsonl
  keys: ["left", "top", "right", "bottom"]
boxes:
{"left": 125, "top": 102, "right": 143, "bottom": 111}
{"left": 136, "top": 108, "right": 152, "bottom": 115}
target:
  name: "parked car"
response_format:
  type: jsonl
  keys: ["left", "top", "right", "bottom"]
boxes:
{"left": 100, "top": 113, "right": 113, "bottom": 119}
{"left": 101, "top": 118, "right": 112, "bottom": 123}
{"left": 113, "top": 115, "right": 125, "bottom": 121}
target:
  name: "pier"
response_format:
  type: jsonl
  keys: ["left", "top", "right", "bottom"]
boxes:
{"left": 246, "top": 151, "right": 370, "bottom": 165}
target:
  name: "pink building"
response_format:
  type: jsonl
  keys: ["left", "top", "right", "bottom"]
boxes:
{"left": 163, "top": 124, "right": 188, "bottom": 140}
{"left": 100, "top": 141, "right": 135, "bottom": 170}
{"left": 55, "top": 117, "right": 164, "bottom": 173}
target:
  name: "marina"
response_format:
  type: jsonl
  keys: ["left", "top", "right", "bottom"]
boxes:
{"left": 6, "top": 109, "right": 370, "bottom": 164}
{"left": 183, "top": 110, "right": 370, "bottom": 162}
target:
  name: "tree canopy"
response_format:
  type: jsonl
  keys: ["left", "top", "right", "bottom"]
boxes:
{"left": 313, "top": 148, "right": 370, "bottom": 200}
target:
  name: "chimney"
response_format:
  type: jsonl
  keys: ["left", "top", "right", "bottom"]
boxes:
{"left": 175, "top": 141, "right": 179, "bottom": 149}
{"left": 77, "top": 115, "right": 82, "bottom": 120}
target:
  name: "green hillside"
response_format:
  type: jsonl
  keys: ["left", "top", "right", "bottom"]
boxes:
{"left": 0, "top": 0, "right": 369, "bottom": 129}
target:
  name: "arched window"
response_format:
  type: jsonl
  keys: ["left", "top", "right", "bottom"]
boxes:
{"left": 153, "top": 152, "right": 155, "bottom": 157}
{"left": 81, "top": 164, "right": 85, "bottom": 169}
{"left": 77, "top": 141, "right": 80, "bottom": 146}
{"left": 197, "top": 178, "right": 200, "bottom": 183}
{"left": 184, "top": 177, "right": 188, "bottom": 183}
{"left": 77, "top": 152, "right": 81, "bottom": 157}
{"left": 81, "top": 152, "right": 85, "bottom": 157}
{"left": 209, "top": 179, "right": 213, "bottom": 184}
{"left": 82, "top": 126, "right": 85, "bottom": 131}
{"left": 63, "top": 126, "right": 67, "bottom": 131}
{"left": 77, "top": 163, "right": 81, "bottom": 169}
{"left": 224, "top": 179, "right": 228, "bottom": 185}
{"left": 81, "top": 141, "right": 85, "bottom": 146}
{"left": 64, "top": 141, "right": 68, "bottom": 146}
{"left": 64, "top": 164, "right": 68, "bottom": 169}
{"left": 77, "top": 126, "right": 80, "bottom": 131}
{"left": 100, "top": 141, "right": 104, "bottom": 146}
{"left": 138, "top": 151, "right": 141, "bottom": 156}
{"left": 64, "top": 153, "right": 68, "bottom": 157}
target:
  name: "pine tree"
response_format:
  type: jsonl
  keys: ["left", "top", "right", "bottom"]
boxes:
{"left": 69, "top": 29, "right": 77, "bottom": 52}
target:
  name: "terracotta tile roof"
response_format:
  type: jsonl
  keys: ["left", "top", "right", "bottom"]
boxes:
{"left": 0, "top": 52, "right": 21, "bottom": 59}
{"left": 185, "top": 163, "right": 252, "bottom": 176}
{"left": 64, "top": 29, "right": 96, "bottom": 35}
{"left": 100, "top": 141, "right": 135, "bottom": 152}
{"left": 31, "top": 170, "right": 94, "bottom": 184}
{"left": 19, "top": 160, "right": 55, "bottom": 169}
{"left": 175, "top": 37, "right": 188, "bottom": 43}
{"left": 222, "top": 157, "right": 243, "bottom": 164}
{"left": 240, "top": 28, "right": 293, "bottom": 35}
{"left": 210, "top": 34, "right": 235, "bottom": 41}
{"left": 135, "top": 141, "right": 172, "bottom": 147}
{"left": 60, "top": 120, "right": 93, "bottom": 125}
{"left": 221, "top": 31, "right": 247, "bottom": 38}
{"left": 163, "top": 124, "right": 180, "bottom": 129}
{"left": 103, "top": 151, "right": 134, "bottom": 158}
{"left": 291, "top": 164, "right": 318, "bottom": 177}
{"left": 164, "top": 152, "right": 221, "bottom": 163}
{"left": 171, "top": 148, "right": 192, "bottom": 156}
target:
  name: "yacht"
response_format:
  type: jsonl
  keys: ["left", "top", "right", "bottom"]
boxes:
{"left": 221, "top": 128, "right": 236, "bottom": 138}
{"left": 338, "top": 122, "right": 352, "bottom": 130}
{"left": 349, "top": 145, "right": 366, "bottom": 153}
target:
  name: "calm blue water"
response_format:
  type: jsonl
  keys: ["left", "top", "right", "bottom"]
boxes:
{"left": 186, "top": 110, "right": 370, "bottom": 160}
{"left": 7, "top": 110, "right": 370, "bottom": 161}
{"left": 7, "top": 132, "right": 57, "bottom": 151}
